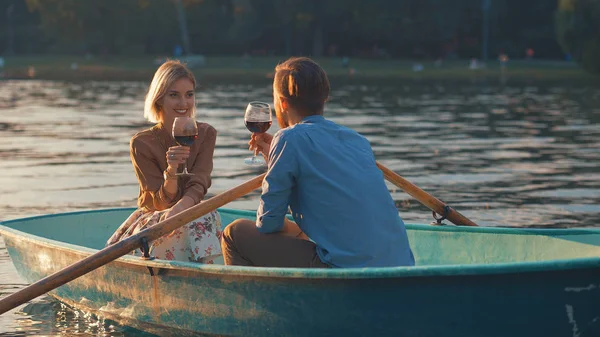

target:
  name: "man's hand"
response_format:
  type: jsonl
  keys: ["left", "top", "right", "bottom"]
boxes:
{"left": 249, "top": 132, "right": 273, "bottom": 160}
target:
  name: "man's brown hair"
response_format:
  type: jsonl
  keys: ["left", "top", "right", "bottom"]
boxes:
{"left": 274, "top": 57, "right": 330, "bottom": 116}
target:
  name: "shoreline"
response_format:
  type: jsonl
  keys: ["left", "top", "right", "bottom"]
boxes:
{"left": 0, "top": 55, "right": 597, "bottom": 84}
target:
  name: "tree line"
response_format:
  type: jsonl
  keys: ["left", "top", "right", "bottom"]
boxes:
{"left": 0, "top": 0, "right": 596, "bottom": 68}
{"left": 556, "top": 0, "right": 600, "bottom": 73}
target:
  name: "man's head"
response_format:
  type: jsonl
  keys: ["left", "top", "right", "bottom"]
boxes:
{"left": 273, "top": 57, "right": 330, "bottom": 127}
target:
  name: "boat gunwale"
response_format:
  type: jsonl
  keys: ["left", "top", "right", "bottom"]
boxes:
{"left": 2, "top": 207, "right": 600, "bottom": 280}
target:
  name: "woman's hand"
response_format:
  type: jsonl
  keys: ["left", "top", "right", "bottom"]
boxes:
{"left": 249, "top": 133, "right": 273, "bottom": 160}
{"left": 162, "top": 196, "right": 195, "bottom": 220}
{"left": 165, "top": 146, "right": 190, "bottom": 172}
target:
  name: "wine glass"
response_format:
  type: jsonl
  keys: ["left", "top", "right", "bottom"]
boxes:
{"left": 244, "top": 101, "right": 272, "bottom": 166}
{"left": 172, "top": 116, "right": 198, "bottom": 175}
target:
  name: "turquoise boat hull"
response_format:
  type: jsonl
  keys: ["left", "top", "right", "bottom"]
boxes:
{"left": 1, "top": 207, "right": 600, "bottom": 336}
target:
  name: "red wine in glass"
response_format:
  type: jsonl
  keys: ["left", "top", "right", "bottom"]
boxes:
{"left": 244, "top": 121, "right": 272, "bottom": 134}
{"left": 174, "top": 135, "right": 198, "bottom": 147}
{"left": 172, "top": 117, "right": 198, "bottom": 175}
{"left": 244, "top": 101, "right": 272, "bottom": 166}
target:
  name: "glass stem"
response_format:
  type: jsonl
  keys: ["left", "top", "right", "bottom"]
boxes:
{"left": 181, "top": 145, "right": 191, "bottom": 174}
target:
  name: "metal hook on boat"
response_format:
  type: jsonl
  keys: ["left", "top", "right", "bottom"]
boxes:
{"left": 139, "top": 237, "right": 157, "bottom": 277}
{"left": 431, "top": 206, "right": 451, "bottom": 226}
{"left": 139, "top": 237, "right": 155, "bottom": 261}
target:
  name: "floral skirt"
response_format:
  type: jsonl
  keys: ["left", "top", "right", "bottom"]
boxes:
{"left": 106, "top": 208, "right": 222, "bottom": 263}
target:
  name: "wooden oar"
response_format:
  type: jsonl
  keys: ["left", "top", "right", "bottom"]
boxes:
{"left": 0, "top": 173, "right": 266, "bottom": 315}
{"left": 0, "top": 162, "right": 475, "bottom": 314}
{"left": 376, "top": 162, "right": 478, "bottom": 227}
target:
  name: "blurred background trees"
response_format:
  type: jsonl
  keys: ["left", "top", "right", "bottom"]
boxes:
{"left": 555, "top": 0, "right": 600, "bottom": 74}
{"left": 0, "top": 0, "right": 593, "bottom": 68}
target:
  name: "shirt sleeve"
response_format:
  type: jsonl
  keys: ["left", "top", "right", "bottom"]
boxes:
{"left": 183, "top": 124, "right": 217, "bottom": 204}
{"left": 256, "top": 131, "right": 298, "bottom": 233}
{"left": 130, "top": 136, "right": 181, "bottom": 211}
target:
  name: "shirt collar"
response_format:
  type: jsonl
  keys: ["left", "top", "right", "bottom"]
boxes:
{"left": 300, "top": 115, "right": 325, "bottom": 124}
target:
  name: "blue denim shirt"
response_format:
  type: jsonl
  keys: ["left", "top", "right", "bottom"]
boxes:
{"left": 256, "top": 115, "right": 415, "bottom": 268}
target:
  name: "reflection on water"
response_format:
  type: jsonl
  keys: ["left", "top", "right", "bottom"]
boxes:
{"left": 0, "top": 79, "right": 599, "bottom": 335}
{"left": 0, "top": 299, "right": 154, "bottom": 336}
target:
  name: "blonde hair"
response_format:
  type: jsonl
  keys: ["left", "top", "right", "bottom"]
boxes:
{"left": 143, "top": 60, "right": 197, "bottom": 123}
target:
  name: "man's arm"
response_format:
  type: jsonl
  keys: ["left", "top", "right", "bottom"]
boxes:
{"left": 256, "top": 132, "right": 298, "bottom": 233}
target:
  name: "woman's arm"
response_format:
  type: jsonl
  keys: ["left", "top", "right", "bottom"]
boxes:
{"left": 161, "top": 124, "right": 217, "bottom": 219}
{"left": 131, "top": 135, "right": 182, "bottom": 211}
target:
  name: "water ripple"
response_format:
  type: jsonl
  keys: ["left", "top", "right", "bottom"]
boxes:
{"left": 0, "top": 79, "right": 599, "bottom": 335}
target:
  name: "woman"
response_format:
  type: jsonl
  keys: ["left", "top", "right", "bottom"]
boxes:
{"left": 107, "top": 60, "right": 222, "bottom": 263}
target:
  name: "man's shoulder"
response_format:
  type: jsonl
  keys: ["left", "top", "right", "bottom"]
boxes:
{"left": 279, "top": 117, "right": 339, "bottom": 136}
{"left": 281, "top": 120, "right": 368, "bottom": 142}
{"left": 337, "top": 123, "right": 365, "bottom": 138}
{"left": 273, "top": 126, "right": 301, "bottom": 142}
{"left": 322, "top": 120, "right": 370, "bottom": 144}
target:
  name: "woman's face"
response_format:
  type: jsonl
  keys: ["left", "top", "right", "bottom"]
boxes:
{"left": 159, "top": 77, "right": 195, "bottom": 125}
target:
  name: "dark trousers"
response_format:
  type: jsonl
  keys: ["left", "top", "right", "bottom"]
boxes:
{"left": 220, "top": 219, "right": 330, "bottom": 268}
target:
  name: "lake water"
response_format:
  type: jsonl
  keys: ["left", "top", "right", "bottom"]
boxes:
{"left": 0, "top": 78, "right": 599, "bottom": 335}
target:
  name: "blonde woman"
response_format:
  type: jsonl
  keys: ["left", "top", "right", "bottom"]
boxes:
{"left": 107, "top": 60, "right": 222, "bottom": 263}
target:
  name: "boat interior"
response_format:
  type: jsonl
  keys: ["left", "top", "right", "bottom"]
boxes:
{"left": 2, "top": 207, "right": 600, "bottom": 266}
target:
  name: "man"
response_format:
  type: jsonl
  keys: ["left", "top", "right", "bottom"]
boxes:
{"left": 221, "top": 57, "right": 414, "bottom": 268}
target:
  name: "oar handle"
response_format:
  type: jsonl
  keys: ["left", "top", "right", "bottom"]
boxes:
{"left": 0, "top": 173, "right": 266, "bottom": 315}
{"left": 376, "top": 162, "right": 478, "bottom": 227}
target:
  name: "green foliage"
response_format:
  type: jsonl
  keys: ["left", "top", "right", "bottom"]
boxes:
{"left": 0, "top": 0, "right": 574, "bottom": 60}
{"left": 25, "top": 0, "right": 176, "bottom": 55}
{"left": 555, "top": 0, "right": 600, "bottom": 74}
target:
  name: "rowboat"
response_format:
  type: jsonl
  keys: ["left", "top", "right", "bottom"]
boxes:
{"left": 1, "top": 207, "right": 600, "bottom": 336}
